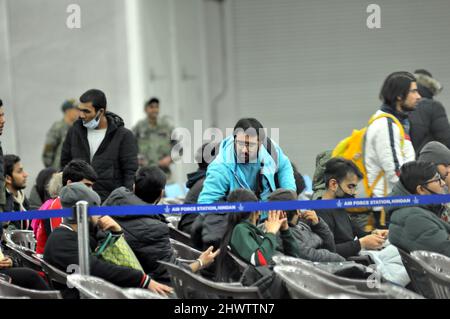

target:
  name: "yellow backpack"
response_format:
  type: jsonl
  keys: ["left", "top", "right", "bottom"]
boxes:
{"left": 332, "top": 113, "right": 405, "bottom": 198}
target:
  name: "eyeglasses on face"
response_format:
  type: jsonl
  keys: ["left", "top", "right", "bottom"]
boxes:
{"left": 235, "top": 140, "right": 259, "bottom": 150}
{"left": 422, "top": 174, "right": 445, "bottom": 187}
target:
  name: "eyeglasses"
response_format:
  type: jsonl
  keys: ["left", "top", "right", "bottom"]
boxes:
{"left": 235, "top": 140, "right": 259, "bottom": 151}
{"left": 422, "top": 174, "right": 445, "bottom": 186}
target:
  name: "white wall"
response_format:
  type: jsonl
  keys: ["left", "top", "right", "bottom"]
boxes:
{"left": 137, "top": 0, "right": 226, "bottom": 185}
{"left": 0, "top": 0, "right": 17, "bottom": 155}
{"left": 2, "top": 0, "right": 450, "bottom": 194}
{"left": 1, "top": 0, "right": 131, "bottom": 193}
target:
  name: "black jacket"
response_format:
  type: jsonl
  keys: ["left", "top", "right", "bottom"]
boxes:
{"left": 409, "top": 98, "right": 450, "bottom": 155}
{"left": 3, "top": 191, "right": 30, "bottom": 231}
{"left": 0, "top": 142, "right": 5, "bottom": 235}
{"left": 60, "top": 112, "right": 138, "bottom": 202}
{"left": 282, "top": 219, "right": 345, "bottom": 262}
{"left": 44, "top": 225, "right": 150, "bottom": 299}
{"left": 178, "top": 169, "right": 206, "bottom": 233}
{"left": 103, "top": 187, "right": 178, "bottom": 283}
{"left": 317, "top": 208, "right": 370, "bottom": 258}
{"left": 191, "top": 213, "right": 228, "bottom": 250}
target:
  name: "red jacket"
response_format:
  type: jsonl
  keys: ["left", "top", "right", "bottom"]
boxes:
{"left": 35, "top": 198, "right": 62, "bottom": 254}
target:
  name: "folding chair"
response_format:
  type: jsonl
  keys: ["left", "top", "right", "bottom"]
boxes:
{"left": 170, "top": 238, "right": 201, "bottom": 262}
{"left": 168, "top": 225, "right": 193, "bottom": 246}
{"left": 397, "top": 248, "right": 433, "bottom": 298}
{"left": 159, "top": 260, "right": 262, "bottom": 299}
{"left": 0, "top": 279, "right": 61, "bottom": 299}
{"left": 411, "top": 250, "right": 450, "bottom": 299}
{"left": 274, "top": 265, "right": 393, "bottom": 299}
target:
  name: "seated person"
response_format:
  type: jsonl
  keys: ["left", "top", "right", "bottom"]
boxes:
{"left": 191, "top": 211, "right": 228, "bottom": 251}
{"left": 178, "top": 142, "right": 219, "bottom": 234}
{"left": 418, "top": 141, "right": 450, "bottom": 222}
{"left": 317, "top": 158, "right": 388, "bottom": 258}
{"left": 44, "top": 182, "right": 173, "bottom": 299}
{"left": 0, "top": 249, "right": 50, "bottom": 290}
{"left": 34, "top": 172, "right": 63, "bottom": 254}
{"left": 103, "top": 166, "right": 219, "bottom": 284}
{"left": 28, "top": 167, "right": 57, "bottom": 211}
{"left": 388, "top": 161, "right": 450, "bottom": 257}
{"left": 291, "top": 162, "right": 306, "bottom": 197}
{"left": 3, "top": 154, "right": 31, "bottom": 231}
{"left": 36, "top": 160, "right": 98, "bottom": 254}
{"left": 216, "top": 189, "right": 298, "bottom": 280}
{"left": 267, "top": 189, "right": 345, "bottom": 262}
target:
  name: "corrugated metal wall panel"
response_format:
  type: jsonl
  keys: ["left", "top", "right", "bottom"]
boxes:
{"left": 231, "top": 0, "right": 450, "bottom": 176}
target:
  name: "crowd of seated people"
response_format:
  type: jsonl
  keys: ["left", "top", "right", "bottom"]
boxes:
{"left": 1, "top": 70, "right": 450, "bottom": 299}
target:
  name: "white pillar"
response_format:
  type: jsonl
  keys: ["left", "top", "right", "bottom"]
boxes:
{"left": 125, "top": 0, "right": 146, "bottom": 127}
{"left": 0, "top": 0, "right": 18, "bottom": 154}
{"left": 168, "top": 0, "right": 184, "bottom": 186}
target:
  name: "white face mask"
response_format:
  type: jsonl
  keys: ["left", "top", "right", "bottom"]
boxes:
{"left": 83, "top": 111, "right": 101, "bottom": 129}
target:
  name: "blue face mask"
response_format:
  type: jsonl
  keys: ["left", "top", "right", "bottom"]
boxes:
{"left": 83, "top": 111, "right": 101, "bottom": 129}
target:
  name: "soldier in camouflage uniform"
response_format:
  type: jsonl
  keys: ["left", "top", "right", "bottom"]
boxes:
{"left": 42, "top": 99, "right": 79, "bottom": 170}
{"left": 132, "top": 98, "right": 177, "bottom": 178}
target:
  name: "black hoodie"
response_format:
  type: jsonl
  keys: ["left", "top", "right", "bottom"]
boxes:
{"left": 61, "top": 112, "right": 138, "bottom": 202}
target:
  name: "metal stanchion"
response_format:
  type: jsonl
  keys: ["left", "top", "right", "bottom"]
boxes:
{"left": 76, "top": 200, "right": 90, "bottom": 276}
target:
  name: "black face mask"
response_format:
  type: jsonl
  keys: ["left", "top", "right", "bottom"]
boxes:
{"left": 335, "top": 184, "right": 356, "bottom": 199}
{"left": 422, "top": 185, "right": 446, "bottom": 216}
{"left": 422, "top": 185, "right": 443, "bottom": 196}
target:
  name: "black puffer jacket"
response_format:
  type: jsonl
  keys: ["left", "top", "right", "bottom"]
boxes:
{"left": 409, "top": 75, "right": 450, "bottom": 155}
{"left": 103, "top": 187, "right": 178, "bottom": 283}
{"left": 60, "top": 112, "right": 138, "bottom": 202}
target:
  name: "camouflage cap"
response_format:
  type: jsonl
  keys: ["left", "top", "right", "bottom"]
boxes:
{"left": 61, "top": 99, "right": 78, "bottom": 113}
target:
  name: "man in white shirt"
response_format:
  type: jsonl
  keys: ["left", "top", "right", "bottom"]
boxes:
{"left": 365, "top": 71, "right": 421, "bottom": 228}
{"left": 61, "top": 89, "right": 138, "bottom": 202}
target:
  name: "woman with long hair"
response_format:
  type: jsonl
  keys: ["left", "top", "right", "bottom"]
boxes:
{"left": 215, "top": 189, "right": 287, "bottom": 281}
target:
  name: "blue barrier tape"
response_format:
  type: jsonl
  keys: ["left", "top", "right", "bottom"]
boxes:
{"left": 0, "top": 209, "right": 73, "bottom": 223}
{"left": 1, "top": 194, "right": 449, "bottom": 223}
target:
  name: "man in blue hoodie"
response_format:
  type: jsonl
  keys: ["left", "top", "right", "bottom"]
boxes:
{"left": 192, "top": 118, "right": 296, "bottom": 250}
{"left": 198, "top": 118, "right": 296, "bottom": 203}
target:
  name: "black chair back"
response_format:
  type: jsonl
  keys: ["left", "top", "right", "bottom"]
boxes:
{"left": 411, "top": 251, "right": 450, "bottom": 299}
{"left": 168, "top": 226, "right": 193, "bottom": 246}
{"left": 274, "top": 265, "right": 390, "bottom": 299}
{"left": 397, "top": 248, "right": 433, "bottom": 298}
{"left": 0, "top": 279, "right": 62, "bottom": 299}
{"left": 170, "top": 239, "right": 201, "bottom": 262}
{"left": 159, "top": 260, "right": 262, "bottom": 299}
{"left": 34, "top": 255, "right": 68, "bottom": 287}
